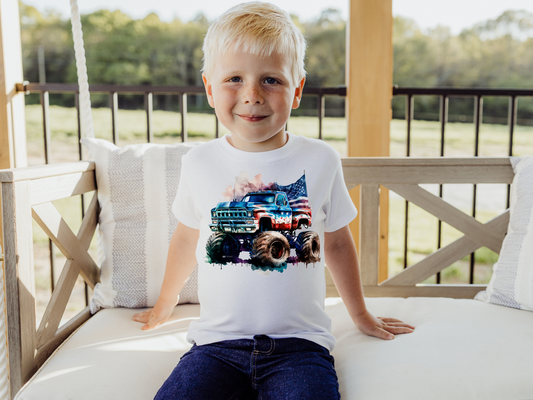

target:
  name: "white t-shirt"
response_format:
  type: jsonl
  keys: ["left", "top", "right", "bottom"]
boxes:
{"left": 173, "top": 132, "right": 357, "bottom": 351}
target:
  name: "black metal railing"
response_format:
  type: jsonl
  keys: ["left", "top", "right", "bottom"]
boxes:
{"left": 393, "top": 87, "right": 533, "bottom": 284}
{"left": 16, "top": 83, "right": 533, "bottom": 296}
{"left": 16, "top": 83, "right": 346, "bottom": 143}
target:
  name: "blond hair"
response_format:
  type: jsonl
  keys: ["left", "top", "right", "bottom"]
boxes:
{"left": 202, "top": 2, "right": 306, "bottom": 85}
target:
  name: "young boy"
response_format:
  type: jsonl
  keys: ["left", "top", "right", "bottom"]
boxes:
{"left": 133, "top": 2, "right": 414, "bottom": 398}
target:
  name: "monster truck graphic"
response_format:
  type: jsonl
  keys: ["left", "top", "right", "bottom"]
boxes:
{"left": 206, "top": 174, "right": 320, "bottom": 270}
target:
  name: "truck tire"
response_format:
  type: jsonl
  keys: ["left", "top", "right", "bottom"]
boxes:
{"left": 206, "top": 233, "right": 239, "bottom": 264}
{"left": 252, "top": 231, "right": 290, "bottom": 268}
{"left": 296, "top": 231, "right": 320, "bottom": 264}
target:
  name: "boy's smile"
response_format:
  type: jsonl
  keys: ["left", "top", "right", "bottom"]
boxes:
{"left": 203, "top": 50, "right": 305, "bottom": 152}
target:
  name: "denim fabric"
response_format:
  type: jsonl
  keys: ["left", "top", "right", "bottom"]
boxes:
{"left": 155, "top": 335, "right": 340, "bottom": 400}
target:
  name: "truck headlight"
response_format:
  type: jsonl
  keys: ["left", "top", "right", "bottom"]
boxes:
{"left": 248, "top": 211, "right": 252, "bottom": 217}
{"left": 211, "top": 211, "right": 216, "bottom": 217}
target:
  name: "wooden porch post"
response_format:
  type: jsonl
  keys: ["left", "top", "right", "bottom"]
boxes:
{"left": 0, "top": 4, "right": 27, "bottom": 396}
{"left": 0, "top": 0, "right": 27, "bottom": 170}
{"left": 346, "top": 0, "right": 393, "bottom": 282}
{"left": 0, "top": 1, "right": 27, "bottom": 217}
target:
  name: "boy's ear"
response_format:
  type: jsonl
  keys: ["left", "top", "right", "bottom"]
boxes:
{"left": 292, "top": 77, "right": 306, "bottom": 109}
{"left": 202, "top": 74, "right": 215, "bottom": 108}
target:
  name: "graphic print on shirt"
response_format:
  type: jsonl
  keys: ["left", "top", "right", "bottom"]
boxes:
{"left": 206, "top": 172, "right": 321, "bottom": 272}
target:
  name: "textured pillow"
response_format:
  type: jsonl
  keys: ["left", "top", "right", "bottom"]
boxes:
{"left": 82, "top": 138, "right": 201, "bottom": 313}
{"left": 475, "top": 157, "right": 533, "bottom": 311}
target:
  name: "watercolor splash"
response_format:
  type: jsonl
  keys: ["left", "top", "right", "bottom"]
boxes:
{"left": 222, "top": 172, "right": 276, "bottom": 201}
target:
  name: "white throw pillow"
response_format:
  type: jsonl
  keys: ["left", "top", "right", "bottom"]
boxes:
{"left": 475, "top": 157, "right": 533, "bottom": 311}
{"left": 82, "top": 138, "right": 201, "bottom": 313}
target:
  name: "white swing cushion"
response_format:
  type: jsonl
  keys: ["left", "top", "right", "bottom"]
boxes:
{"left": 81, "top": 138, "right": 202, "bottom": 313}
{"left": 476, "top": 156, "right": 533, "bottom": 311}
{"left": 14, "top": 297, "right": 533, "bottom": 400}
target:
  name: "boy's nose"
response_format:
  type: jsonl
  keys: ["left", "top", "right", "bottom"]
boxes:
{"left": 242, "top": 84, "right": 264, "bottom": 105}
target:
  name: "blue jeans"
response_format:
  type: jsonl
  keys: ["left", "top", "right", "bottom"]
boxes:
{"left": 155, "top": 335, "right": 340, "bottom": 400}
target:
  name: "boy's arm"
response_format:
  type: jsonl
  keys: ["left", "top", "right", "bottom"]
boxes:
{"left": 132, "top": 222, "right": 199, "bottom": 330}
{"left": 324, "top": 225, "right": 414, "bottom": 340}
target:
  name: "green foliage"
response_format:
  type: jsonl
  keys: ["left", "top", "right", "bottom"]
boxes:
{"left": 393, "top": 10, "right": 533, "bottom": 89}
{"left": 392, "top": 11, "right": 533, "bottom": 122}
{"left": 303, "top": 8, "right": 345, "bottom": 87}
{"left": 19, "top": 3, "right": 209, "bottom": 108}
{"left": 19, "top": 3, "right": 533, "bottom": 120}
{"left": 20, "top": 3, "right": 73, "bottom": 87}
{"left": 18, "top": 3, "right": 347, "bottom": 103}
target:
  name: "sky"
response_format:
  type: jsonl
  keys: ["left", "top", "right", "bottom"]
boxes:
{"left": 21, "top": 0, "right": 533, "bottom": 34}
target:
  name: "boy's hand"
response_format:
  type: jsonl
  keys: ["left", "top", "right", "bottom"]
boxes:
{"left": 132, "top": 300, "right": 176, "bottom": 330}
{"left": 354, "top": 310, "right": 414, "bottom": 340}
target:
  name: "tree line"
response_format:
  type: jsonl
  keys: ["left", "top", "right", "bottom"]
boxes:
{"left": 19, "top": 2, "right": 533, "bottom": 122}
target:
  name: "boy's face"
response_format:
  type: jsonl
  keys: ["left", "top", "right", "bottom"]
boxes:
{"left": 203, "top": 50, "right": 305, "bottom": 152}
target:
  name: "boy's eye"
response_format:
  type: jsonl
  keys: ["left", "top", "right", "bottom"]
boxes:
{"left": 229, "top": 77, "right": 242, "bottom": 83}
{"left": 264, "top": 77, "right": 278, "bottom": 84}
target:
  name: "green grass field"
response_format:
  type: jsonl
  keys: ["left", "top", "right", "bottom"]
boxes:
{"left": 25, "top": 105, "right": 533, "bottom": 323}
{"left": 26, "top": 104, "right": 533, "bottom": 164}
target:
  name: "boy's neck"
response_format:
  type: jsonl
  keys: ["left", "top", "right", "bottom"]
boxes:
{"left": 226, "top": 130, "right": 289, "bottom": 152}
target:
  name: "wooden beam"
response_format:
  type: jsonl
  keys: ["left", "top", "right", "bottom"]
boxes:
{"left": 386, "top": 184, "right": 503, "bottom": 253}
{"left": 0, "top": 9, "right": 27, "bottom": 390}
{"left": 30, "top": 170, "right": 96, "bottom": 206}
{"left": 382, "top": 212, "right": 509, "bottom": 286}
{"left": 342, "top": 159, "right": 514, "bottom": 185}
{"left": 2, "top": 181, "right": 36, "bottom": 396}
{"left": 35, "top": 306, "right": 92, "bottom": 368}
{"left": 346, "top": 0, "right": 393, "bottom": 281}
{"left": 36, "top": 193, "right": 98, "bottom": 349}
{"left": 0, "top": 161, "right": 95, "bottom": 183}
{"left": 31, "top": 202, "right": 100, "bottom": 288}
{"left": 359, "top": 184, "right": 380, "bottom": 286}
{"left": 362, "top": 284, "right": 486, "bottom": 299}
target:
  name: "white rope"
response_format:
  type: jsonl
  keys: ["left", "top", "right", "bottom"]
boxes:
{"left": 70, "top": 0, "right": 94, "bottom": 138}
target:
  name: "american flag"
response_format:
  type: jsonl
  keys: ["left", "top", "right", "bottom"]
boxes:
{"left": 275, "top": 174, "right": 309, "bottom": 209}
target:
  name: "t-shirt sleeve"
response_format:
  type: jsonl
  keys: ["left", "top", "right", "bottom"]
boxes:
{"left": 324, "top": 157, "right": 358, "bottom": 233}
{"left": 172, "top": 154, "right": 201, "bottom": 229}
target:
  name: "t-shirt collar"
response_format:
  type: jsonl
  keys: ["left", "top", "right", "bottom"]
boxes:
{"left": 215, "top": 131, "right": 300, "bottom": 163}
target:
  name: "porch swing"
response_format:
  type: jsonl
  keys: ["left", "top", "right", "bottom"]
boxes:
{"left": 0, "top": 1, "right": 532, "bottom": 399}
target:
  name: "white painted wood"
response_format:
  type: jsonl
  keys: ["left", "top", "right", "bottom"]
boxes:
{"left": 342, "top": 158, "right": 514, "bottom": 185}
{"left": 385, "top": 184, "right": 503, "bottom": 253}
{"left": 382, "top": 212, "right": 509, "bottom": 286}
{"left": 1, "top": 182, "right": 20, "bottom": 397}
{"left": 35, "top": 306, "right": 91, "bottom": 368}
{"left": 343, "top": 165, "right": 514, "bottom": 185}
{"left": 0, "top": 0, "right": 27, "bottom": 170}
{"left": 0, "top": 7, "right": 27, "bottom": 394}
{"left": 0, "top": 161, "right": 95, "bottom": 183}
{"left": 36, "top": 193, "right": 99, "bottom": 348}
{"left": 360, "top": 184, "right": 380, "bottom": 286}
{"left": 1, "top": 159, "right": 100, "bottom": 394}
{"left": 342, "top": 157, "right": 512, "bottom": 167}
{"left": 31, "top": 202, "right": 100, "bottom": 288}
{"left": 36, "top": 262, "right": 80, "bottom": 349}
{"left": 1, "top": 181, "right": 36, "bottom": 395}
{"left": 362, "top": 284, "right": 487, "bottom": 299}
{"left": 30, "top": 171, "right": 96, "bottom": 206}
